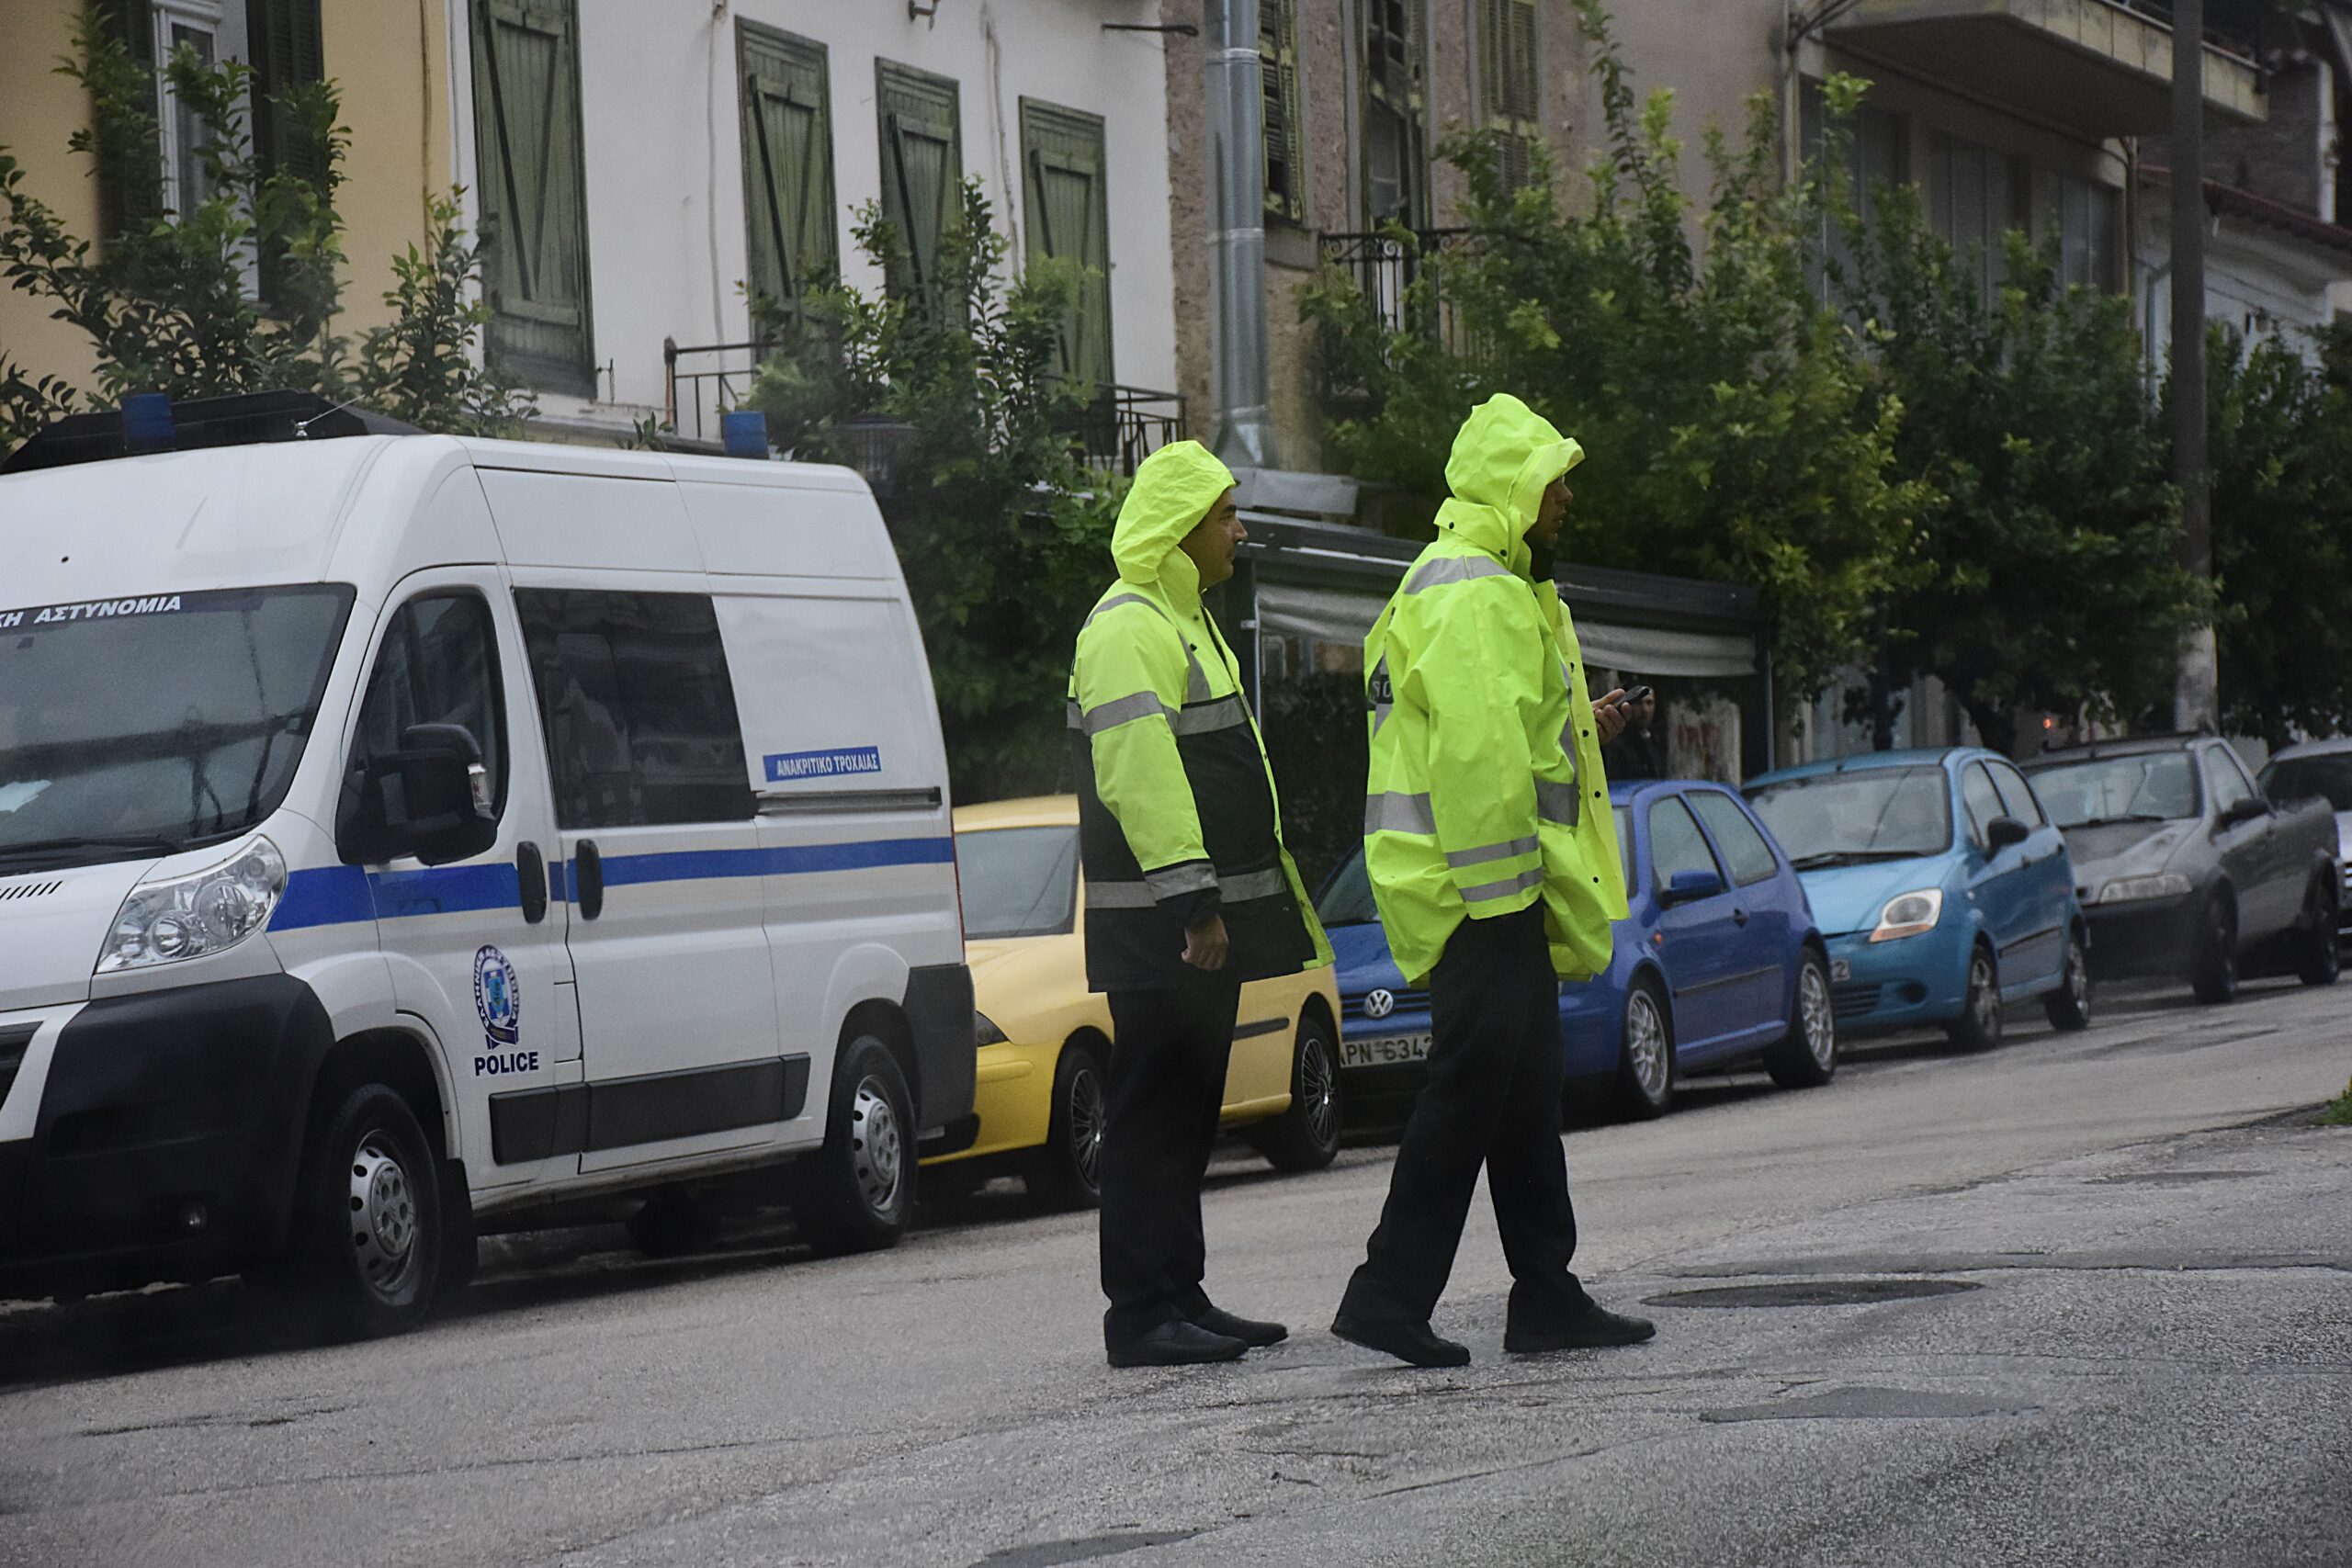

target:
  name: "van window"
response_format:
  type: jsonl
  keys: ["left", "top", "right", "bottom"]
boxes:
{"left": 1687, "top": 791, "right": 1779, "bottom": 886}
{"left": 356, "top": 593, "right": 508, "bottom": 813}
{"left": 0, "top": 585, "right": 355, "bottom": 869}
{"left": 514, "top": 590, "right": 752, "bottom": 829}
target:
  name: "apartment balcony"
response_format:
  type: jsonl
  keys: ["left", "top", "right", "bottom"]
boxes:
{"left": 1821, "top": 0, "right": 2266, "bottom": 137}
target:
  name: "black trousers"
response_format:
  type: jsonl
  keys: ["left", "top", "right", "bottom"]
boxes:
{"left": 1339, "top": 903, "right": 1592, "bottom": 1330}
{"left": 1100, "top": 977, "right": 1244, "bottom": 1347}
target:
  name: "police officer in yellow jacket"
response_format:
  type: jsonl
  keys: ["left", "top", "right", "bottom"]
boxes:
{"left": 1069, "top": 441, "right": 1332, "bottom": 1368}
{"left": 1332, "top": 395, "right": 1657, "bottom": 1367}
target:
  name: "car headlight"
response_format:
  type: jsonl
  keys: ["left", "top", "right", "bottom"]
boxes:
{"left": 97, "top": 836, "right": 287, "bottom": 974}
{"left": 1868, "top": 887, "right": 1944, "bottom": 942}
{"left": 974, "top": 1011, "right": 1009, "bottom": 1047}
{"left": 2098, "top": 873, "right": 2193, "bottom": 904}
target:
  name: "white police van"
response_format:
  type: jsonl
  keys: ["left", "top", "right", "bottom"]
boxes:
{"left": 0, "top": 393, "right": 974, "bottom": 1335}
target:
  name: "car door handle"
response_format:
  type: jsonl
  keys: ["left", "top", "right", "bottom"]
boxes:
{"left": 516, "top": 841, "right": 548, "bottom": 924}
{"left": 1731, "top": 907, "right": 1749, "bottom": 926}
{"left": 576, "top": 839, "right": 605, "bottom": 922}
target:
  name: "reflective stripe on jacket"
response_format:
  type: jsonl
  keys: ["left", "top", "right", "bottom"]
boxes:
{"left": 1363, "top": 395, "right": 1630, "bottom": 986}
{"left": 1068, "top": 442, "right": 1331, "bottom": 992}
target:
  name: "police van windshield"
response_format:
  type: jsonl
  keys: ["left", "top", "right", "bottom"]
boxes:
{"left": 0, "top": 585, "right": 356, "bottom": 870}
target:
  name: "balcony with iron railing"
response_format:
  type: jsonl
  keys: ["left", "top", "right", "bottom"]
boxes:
{"left": 662, "top": 337, "right": 1184, "bottom": 491}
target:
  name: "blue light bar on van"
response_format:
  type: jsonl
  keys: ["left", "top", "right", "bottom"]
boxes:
{"left": 720, "top": 410, "right": 769, "bottom": 460}
{"left": 121, "top": 393, "right": 175, "bottom": 456}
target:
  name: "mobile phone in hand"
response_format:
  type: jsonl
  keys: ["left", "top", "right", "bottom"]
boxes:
{"left": 1618, "top": 685, "right": 1653, "bottom": 710}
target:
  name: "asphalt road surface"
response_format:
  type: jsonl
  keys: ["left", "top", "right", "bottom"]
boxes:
{"left": 3, "top": 976, "right": 2347, "bottom": 1568}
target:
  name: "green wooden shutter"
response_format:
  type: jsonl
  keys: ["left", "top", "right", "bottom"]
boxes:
{"left": 1261, "top": 0, "right": 1305, "bottom": 224}
{"left": 98, "top": 0, "right": 161, "bottom": 242}
{"left": 1020, "top": 99, "right": 1114, "bottom": 389}
{"left": 1478, "top": 0, "right": 1540, "bottom": 192}
{"left": 738, "top": 22, "right": 838, "bottom": 335}
{"left": 876, "top": 61, "right": 960, "bottom": 310}
{"left": 1362, "top": 0, "right": 1427, "bottom": 226}
{"left": 246, "top": 0, "right": 324, "bottom": 184}
{"left": 471, "top": 0, "right": 594, "bottom": 396}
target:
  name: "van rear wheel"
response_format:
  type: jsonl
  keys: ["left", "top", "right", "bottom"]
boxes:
{"left": 272, "top": 1084, "right": 443, "bottom": 1339}
{"left": 790, "top": 1035, "right": 915, "bottom": 1257}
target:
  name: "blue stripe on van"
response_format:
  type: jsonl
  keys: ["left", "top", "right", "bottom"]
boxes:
{"left": 270, "top": 836, "right": 953, "bottom": 932}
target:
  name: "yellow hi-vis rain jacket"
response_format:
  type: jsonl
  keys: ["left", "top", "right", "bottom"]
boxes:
{"left": 1067, "top": 441, "right": 1331, "bottom": 992}
{"left": 1363, "top": 395, "right": 1631, "bottom": 987}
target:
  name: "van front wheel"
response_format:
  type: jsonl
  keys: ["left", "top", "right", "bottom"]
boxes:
{"left": 273, "top": 1084, "right": 443, "bottom": 1339}
{"left": 791, "top": 1036, "right": 915, "bottom": 1257}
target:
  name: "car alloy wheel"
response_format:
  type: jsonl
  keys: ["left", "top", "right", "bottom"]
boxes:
{"left": 1066, "top": 1058, "right": 1106, "bottom": 1192}
{"left": 1623, "top": 984, "right": 1671, "bottom": 1115}
{"left": 1799, "top": 963, "right": 1835, "bottom": 1069}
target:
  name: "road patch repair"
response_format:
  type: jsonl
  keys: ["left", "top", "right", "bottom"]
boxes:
{"left": 1643, "top": 1279, "right": 1983, "bottom": 1308}
{"left": 1699, "top": 1386, "right": 2037, "bottom": 1422}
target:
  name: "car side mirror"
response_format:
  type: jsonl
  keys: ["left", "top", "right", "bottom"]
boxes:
{"left": 339, "top": 722, "right": 498, "bottom": 867}
{"left": 1661, "top": 867, "right": 1724, "bottom": 905}
{"left": 2218, "top": 795, "right": 2268, "bottom": 829}
{"left": 1985, "top": 815, "right": 2030, "bottom": 852}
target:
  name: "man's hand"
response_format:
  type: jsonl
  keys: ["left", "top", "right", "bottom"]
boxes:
{"left": 1592, "top": 689, "right": 1630, "bottom": 746}
{"left": 1182, "top": 912, "right": 1230, "bottom": 972}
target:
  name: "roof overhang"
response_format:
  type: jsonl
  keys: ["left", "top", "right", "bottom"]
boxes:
{"left": 1826, "top": 0, "right": 2267, "bottom": 137}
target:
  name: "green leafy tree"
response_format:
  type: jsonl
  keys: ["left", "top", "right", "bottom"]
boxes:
{"left": 1831, "top": 186, "right": 2197, "bottom": 751}
{"left": 1, "top": 6, "right": 529, "bottom": 445}
{"left": 746, "top": 181, "right": 1122, "bottom": 801}
{"left": 2204, "top": 321, "right": 2352, "bottom": 745}
{"left": 1304, "top": 3, "right": 1926, "bottom": 707}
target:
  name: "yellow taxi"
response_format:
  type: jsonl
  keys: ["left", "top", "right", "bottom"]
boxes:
{"left": 925, "top": 795, "right": 1342, "bottom": 1207}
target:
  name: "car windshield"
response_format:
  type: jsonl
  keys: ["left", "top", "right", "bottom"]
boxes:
{"left": 0, "top": 585, "right": 356, "bottom": 869}
{"left": 2028, "top": 753, "right": 2201, "bottom": 828}
{"left": 956, "top": 825, "right": 1079, "bottom": 939}
{"left": 2260, "top": 752, "right": 2352, "bottom": 813}
{"left": 1316, "top": 849, "right": 1378, "bottom": 927}
{"left": 1747, "top": 766, "right": 1952, "bottom": 868}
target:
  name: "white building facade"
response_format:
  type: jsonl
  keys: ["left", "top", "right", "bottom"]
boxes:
{"left": 445, "top": 0, "right": 1182, "bottom": 441}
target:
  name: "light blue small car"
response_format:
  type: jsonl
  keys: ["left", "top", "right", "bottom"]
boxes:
{"left": 1744, "top": 747, "right": 2090, "bottom": 1050}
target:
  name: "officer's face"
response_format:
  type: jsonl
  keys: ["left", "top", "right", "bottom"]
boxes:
{"left": 1181, "top": 489, "right": 1247, "bottom": 588}
{"left": 1530, "top": 476, "right": 1572, "bottom": 550}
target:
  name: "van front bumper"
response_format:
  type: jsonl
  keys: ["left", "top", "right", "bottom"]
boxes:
{"left": 0, "top": 976, "right": 333, "bottom": 1299}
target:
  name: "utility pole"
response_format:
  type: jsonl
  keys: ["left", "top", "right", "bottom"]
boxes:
{"left": 1204, "top": 0, "right": 1277, "bottom": 471}
{"left": 2172, "top": 0, "right": 2217, "bottom": 732}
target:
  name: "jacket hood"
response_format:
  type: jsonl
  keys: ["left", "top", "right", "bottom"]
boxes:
{"left": 1438, "top": 394, "right": 1585, "bottom": 568}
{"left": 1111, "top": 440, "right": 1236, "bottom": 598}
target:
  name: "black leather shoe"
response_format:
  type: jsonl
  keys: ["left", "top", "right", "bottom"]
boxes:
{"left": 1329, "top": 1313, "right": 1471, "bottom": 1368}
{"left": 1106, "top": 1320, "right": 1250, "bottom": 1368}
{"left": 1504, "top": 1303, "right": 1657, "bottom": 1353}
{"left": 1190, "top": 1305, "right": 1288, "bottom": 1348}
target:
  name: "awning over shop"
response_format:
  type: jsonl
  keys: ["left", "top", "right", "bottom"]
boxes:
{"left": 1251, "top": 581, "right": 1758, "bottom": 679}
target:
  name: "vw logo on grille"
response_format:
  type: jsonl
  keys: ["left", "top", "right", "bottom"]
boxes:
{"left": 1363, "top": 988, "right": 1396, "bottom": 1021}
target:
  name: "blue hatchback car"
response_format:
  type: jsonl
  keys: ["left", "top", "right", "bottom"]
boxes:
{"left": 1744, "top": 748, "right": 2091, "bottom": 1051}
{"left": 1318, "top": 779, "right": 1838, "bottom": 1122}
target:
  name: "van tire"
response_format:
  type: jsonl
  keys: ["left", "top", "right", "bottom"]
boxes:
{"left": 791, "top": 1035, "right": 915, "bottom": 1257}
{"left": 1025, "top": 1037, "right": 1107, "bottom": 1210}
{"left": 271, "top": 1084, "right": 443, "bottom": 1339}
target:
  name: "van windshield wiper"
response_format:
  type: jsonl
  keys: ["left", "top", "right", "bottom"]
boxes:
{"left": 0, "top": 833, "right": 187, "bottom": 866}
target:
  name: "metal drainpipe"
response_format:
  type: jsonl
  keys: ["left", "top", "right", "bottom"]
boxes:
{"left": 1205, "top": 0, "right": 1279, "bottom": 470}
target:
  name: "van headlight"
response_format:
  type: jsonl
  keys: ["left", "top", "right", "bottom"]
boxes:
{"left": 97, "top": 837, "right": 288, "bottom": 973}
{"left": 1868, "top": 887, "right": 1944, "bottom": 943}
{"left": 2097, "top": 873, "right": 2193, "bottom": 904}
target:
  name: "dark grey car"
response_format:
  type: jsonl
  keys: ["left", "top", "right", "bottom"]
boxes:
{"left": 2257, "top": 739, "right": 2352, "bottom": 940}
{"left": 2023, "top": 735, "right": 2340, "bottom": 1002}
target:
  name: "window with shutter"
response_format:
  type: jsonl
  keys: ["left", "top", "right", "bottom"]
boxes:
{"left": 246, "top": 0, "right": 323, "bottom": 304}
{"left": 470, "top": 0, "right": 595, "bottom": 397}
{"left": 1261, "top": 0, "right": 1305, "bottom": 225}
{"left": 875, "top": 61, "right": 961, "bottom": 312}
{"left": 96, "top": 0, "right": 163, "bottom": 241}
{"left": 738, "top": 22, "right": 839, "bottom": 338}
{"left": 1363, "top": 0, "right": 1427, "bottom": 227}
{"left": 1477, "top": 0, "right": 1541, "bottom": 194}
{"left": 1019, "top": 99, "right": 1114, "bottom": 389}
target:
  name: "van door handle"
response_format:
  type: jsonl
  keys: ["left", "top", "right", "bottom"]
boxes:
{"left": 576, "top": 840, "right": 605, "bottom": 921}
{"left": 516, "top": 841, "right": 548, "bottom": 924}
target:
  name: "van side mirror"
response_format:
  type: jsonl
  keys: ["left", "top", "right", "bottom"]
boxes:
{"left": 339, "top": 723, "right": 498, "bottom": 867}
{"left": 1985, "top": 815, "right": 2030, "bottom": 852}
{"left": 1660, "top": 867, "right": 1724, "bottom": 905}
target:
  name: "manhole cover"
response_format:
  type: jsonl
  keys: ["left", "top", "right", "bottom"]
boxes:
{"left": 1645, "top": 1279, "right": 1983, "bottom": 1308}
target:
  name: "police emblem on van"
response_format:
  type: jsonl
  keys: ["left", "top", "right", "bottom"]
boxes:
{"left": 473, "top": 945, "right": 521, "bottom": 1046}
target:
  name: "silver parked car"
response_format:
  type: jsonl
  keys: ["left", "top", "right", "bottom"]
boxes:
{"left": 2256, "top": 738, "right": 2352, "bottom": 939}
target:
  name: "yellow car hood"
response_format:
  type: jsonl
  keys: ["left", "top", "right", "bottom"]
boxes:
{"left": 967, "top": 931, "right": 1096, "bottom": 1039}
